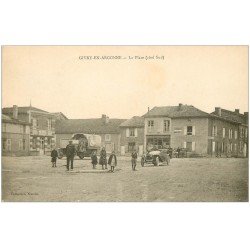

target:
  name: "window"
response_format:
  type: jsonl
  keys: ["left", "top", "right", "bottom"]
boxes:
{"left": 212, "top": 125, "right": 217, "bottom": 136}
{"left": 130, "top": 129, "right": 135, "bottom": 137}
{"left": 105, "top": 134, "right": 111, "bottom": 141}
{"left": 2, "top": 138, "right": 12, "bottom": 151}
{"left": 47, "top": 119, "right": 52, "bottom": 130}
{"left": 22, "top": 139, "right": 26, "bottom": 150}
{"left": 186, "top": 142, "right": 192, "bottom": 152}
{"left": 32, "top": 137, "right": 37, "bottom": 149}
{"left": 212, "top": 141, "right": 215, "bottom": 152}
{"left": 3, "top": 139, "right": 12, "bottom": 151}
{"left": 222, "top": 128, "right": 225, "bottom": 138}
{"left": 222, "top": 142, "right": 225, "bottom": 153}
{"left": 2, "top": 139, "right": 7, "bottom": 150}
{"left": 187, "top": 126, "right": 193, "bottom": 135}
{"left": 32, "top": 118, "right": 37, "bottom": 129}
{"left": 245, "top": 128, "right": 248, "bottom": 138}
{"left": 163, "top": 120, "right": 170, "bottom": 132}
{"left": 234, "top": 143, "right": 237, "bottom": 152}
{"left": 234, "top": 130, "right": 238, "bottom": 139}
{"left": 230, "top": 143, "right": 233, "bottom": 152}
{"left": 229, "top": 129, "right": 233, "bottom": 139}
{"left": 148, "top": 120, "right": 154, "bottom": 131}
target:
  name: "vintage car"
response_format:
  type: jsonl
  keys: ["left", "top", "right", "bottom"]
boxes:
{"left": 141, "top": 149, "right": 170, "bottom": 167}
{"left": 57, "top": 133, "right": 101, "bottom": 159}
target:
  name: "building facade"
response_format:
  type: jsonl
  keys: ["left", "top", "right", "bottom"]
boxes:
{"left": 55, "top": 114, "right": 125, "bottom": 154}
{"left": 119, "top": 116, "right": 144, "bottom": 156}
{"left": 2, "top": 114, "right": 30, "bottom": 156}
{"left": 3, "top": 105, "right": 56, "bottom": 155}
{"left": 210, "top": 108, "right": 248, "bottom": 157}
{"left": 143, "top": 104, "right": 248, "bottom": 157}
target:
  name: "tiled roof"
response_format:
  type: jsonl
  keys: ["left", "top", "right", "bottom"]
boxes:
{"left": 51, "top": 112, "right": 68, "bottom": 120}
{"left": 120, "top": 116, "right": 144, "bottom": 127}
{"left": 144, "top": 105, "right": 210, "bottom": 118}
{"left": 211, "top": 109, "right": 248, "bottom": 125}
{"left": 2, "top": 114, "right": 30, "bottom": 125}
{"left": 56, "top": 118, "right": 126, "bottom": 134}
{"left": 2, "top": 106, "right": 49, "bottom": 114}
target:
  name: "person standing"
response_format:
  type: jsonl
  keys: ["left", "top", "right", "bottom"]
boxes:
{"left": 51, "top": 147, "right": 58, "bottom": 167}
{"left": 99, "top": 147, "right": 107, "bottom": 170}
{"left": 176, "top": 147, "right": 181, "bottom": 158}
{"left": 131, "top": 149, "right": 138, "bottom": 171}
{"left": 65, "top": 141, "right": 76, "bottom": 171}
{"left": 108, "top": 151, "right": 117, "bottom": 172}
{"left": 91, "top": 151, "right": 98, "bottom": 169}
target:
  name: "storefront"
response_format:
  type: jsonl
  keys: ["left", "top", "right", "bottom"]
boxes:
{"left": 146, "top": 135, "right": 171, "bottom": 150}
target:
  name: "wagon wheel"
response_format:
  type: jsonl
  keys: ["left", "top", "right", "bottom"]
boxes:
{"left": 78, "top": 152, "right": 84, "bottom": 159}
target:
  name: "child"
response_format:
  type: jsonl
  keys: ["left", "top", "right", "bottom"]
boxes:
{"left": 91, "top": 151, "right": 98, "bottom": 169}
{"left": 108, "top": 151, "right": 117, "bottom": 172}
{"left": 51, "top": 147, "right": 58, "bottom": 167}
{"left": 131, "top": 149, "right": 138, "bottom": 171}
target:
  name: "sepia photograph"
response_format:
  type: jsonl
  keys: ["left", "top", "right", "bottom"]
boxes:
{"left": 1, "top": 45, "right": 248, "bottom": 202}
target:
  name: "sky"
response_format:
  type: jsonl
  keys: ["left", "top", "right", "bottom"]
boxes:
{"left": 2, "top": 46, "right": 248, "bottom": 119}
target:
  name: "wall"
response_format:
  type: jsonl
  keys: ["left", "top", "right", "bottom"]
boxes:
{"left": 120, "top": 127, "right": 144, "bottom": 154}
{"left": 207, "top": 118, "right": 244, "bottom": 157}
{"left": 171, "top": 117, "right": 209, "bottom": 155}
{"left": 2, "top": 122, "right": 30, "bottom": 156}
{"left": 144, "top": 117, "right": 209, "bottom": 156}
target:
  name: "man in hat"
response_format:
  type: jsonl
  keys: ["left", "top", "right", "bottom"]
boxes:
{"left": 65, "top": 140, "right": 76, "bottom": 171}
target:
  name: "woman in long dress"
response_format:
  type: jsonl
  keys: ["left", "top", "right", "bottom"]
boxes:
{"left": 99, "top": 147, "right": 107, "bottom": 170}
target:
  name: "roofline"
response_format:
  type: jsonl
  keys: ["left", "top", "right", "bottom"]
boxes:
{"left": 55, "top": 131, "right": 121, "bottom": 134}
{"left": 209, "top": 114, "right": 242, "bottom": 124}
{"left": 119, "top": 125, "right": 144, "bottom": 128}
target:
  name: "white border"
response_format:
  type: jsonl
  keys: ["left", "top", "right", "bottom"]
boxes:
{"left": 1, "top": 1, "right": 250, "bottom": 250}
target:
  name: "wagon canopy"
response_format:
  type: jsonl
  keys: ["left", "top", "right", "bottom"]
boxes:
{"left": 71, "top": 133, "right": 101, "bottom": 149}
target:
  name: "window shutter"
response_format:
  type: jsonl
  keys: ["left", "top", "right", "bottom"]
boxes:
{"left": 183, "top": 141, "right": 187, "bottom": 148}
{"left": 193, "top": 126, "right": 195, "bottom": 135}
{"left": 192, "top": 142, "right": 196, "bottom": 151}
{"left": 126, "top": 128, "right": 129, "bottom": 137}
{"left": 184, "top": 126, "right": 187, "bottom": 135}
{"left": 134, "top": 128, "right": 138, "bottom": 137}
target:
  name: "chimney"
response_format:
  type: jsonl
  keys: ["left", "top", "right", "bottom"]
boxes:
{"left": 101, "top": 114, "right": 109, "bottom": 124}
{"left": 215, "top": 107, "right": 221, "bottom": 116}
{"left": 235, "top": 109, "right": 240, "bottom": 114}
{"left": 178, "top": 103, "right": 183, "bottom": 110}
{"left": 148, "top": 107, "right": 150, "bottom": 112}
{"left": 106, "top": 116, "right": 109, "bottom": 124}
{"left": 13, "top": 105, "right": 18, "bottom": 119}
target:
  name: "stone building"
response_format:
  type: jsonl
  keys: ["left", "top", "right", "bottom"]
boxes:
{"left": 2, "top": 114, "right": 30, "bottom": 156}
{"left": 55, "top": 114, "right": 125, "bottom": 154}
{"left": 211, "top": 108, "right": 248, "bottom": 157}
{"left": 2, "top": 105, "right": 56, "bottom": 155}
{"left": 119, "top": 116, "right": 145, "bottom": 156}
{"left": 143, "top": 104, "right": 248, "bottom": 157}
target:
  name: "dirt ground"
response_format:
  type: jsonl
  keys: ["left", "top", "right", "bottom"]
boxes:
{"left": 1, "top": 156, "right": 248, "bottom": 202}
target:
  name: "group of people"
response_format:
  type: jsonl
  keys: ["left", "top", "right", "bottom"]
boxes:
{"left": 90, "top": 147, "right": 117, "bottom": 172}
{"left": 50, "top": 141, "right": 138, "bottom": 172}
